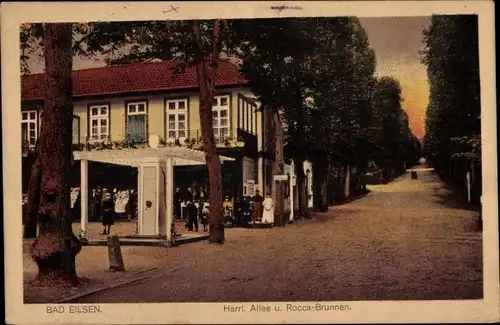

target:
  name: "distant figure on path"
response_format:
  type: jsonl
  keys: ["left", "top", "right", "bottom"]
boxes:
{"left": 251, "top": 189, "right": 264, "bottom": 223}
{"left": 262, "top": 192, "right": 274, "bottom": 224}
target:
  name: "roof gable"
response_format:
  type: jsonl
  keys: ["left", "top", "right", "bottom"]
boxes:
{"left": 21, "top": 60, "right": 248, "bottom": 101}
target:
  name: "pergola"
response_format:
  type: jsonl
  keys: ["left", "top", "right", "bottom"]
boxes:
{"left": 74, "top": 146, "right": 234, "bottom": 242}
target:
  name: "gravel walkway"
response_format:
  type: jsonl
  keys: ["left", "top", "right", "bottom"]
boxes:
{"left": 69, "top": 169, "right": 482, "bottom": 303}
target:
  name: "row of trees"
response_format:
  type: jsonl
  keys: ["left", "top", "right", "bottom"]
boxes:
{"left": 21, "top": 18, "right": 420, "bottom": 284}
{"left": 421, "top": 15, "right": 481, "bottom": 204}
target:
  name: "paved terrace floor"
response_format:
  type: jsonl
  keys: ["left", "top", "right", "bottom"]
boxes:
{"left": 64, "top": 168, "right": 482, "bottom": 303}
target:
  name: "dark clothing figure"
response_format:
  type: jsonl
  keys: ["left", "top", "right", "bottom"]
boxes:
{"left": 72, "top": 192, "right": 81, "bottom": 221}
{"left": 235, "top": 198, "right": 252, "bottom": 227}
{"left": 252, "top": 194, "right": 264, "bottom": 203}
{"left": 185, "top": 202, "right": 198, "bottom": 231}
{"left": 194, "top": 188, "right": 206, "bottom": 201}
{"left": 174, "top": 193, "right": 181, "bottom": 219}
{"left": 101, "top": 199, "right": 115, "bottom": 235}
{"left": 178, "top": 187, "right": 193, "bottom": 202}
{"left": 199, "top": 201, "right": 209, "bottom": 232}
{"left": 89, "top": 194, "right": 99, "bottom": 222}
{"left": 251, "top": 193, "right": 264, "bottom": 222}
{"left": 92, "top": 189, "right": 103, "bottom": 222}
{"left": 126, "top": 191, "right": 138, "bottom": 220}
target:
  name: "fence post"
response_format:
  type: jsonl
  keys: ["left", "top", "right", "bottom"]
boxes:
{"left": 107, "top": 235, "right": 125, "bottom": 272}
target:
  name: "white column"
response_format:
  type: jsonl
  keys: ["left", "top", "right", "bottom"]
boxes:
{"left": 258, "top": 157, "right": 264, "bottom": 193}
{"left": 80, "top": 159, "right": 88, "bottom": 238}
{"left": 166, "top": 157, "right": 174, "bottom": 242}
{"left": 466, "top": 172, "right": 471, "bottom": 203}
{"left": 137, "top": 167, "right": 142, "bottom": 235}
{"left": 289, "top": 161, "right": 295, "bottom": 222}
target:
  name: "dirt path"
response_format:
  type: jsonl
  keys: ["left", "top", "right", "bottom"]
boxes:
{"left": 72, "top": 169, "right": 483, "bottom": 302}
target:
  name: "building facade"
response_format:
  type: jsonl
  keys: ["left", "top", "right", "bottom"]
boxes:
{"left": 21, "top": 59, "right": 313, "bottom": 221}
{"left": 21, "top": 60, "right": 267, "bottom": 202}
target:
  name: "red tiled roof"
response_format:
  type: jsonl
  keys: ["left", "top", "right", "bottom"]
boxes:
{"left": 22, "top": 60, "right": 248, "bottom": 101}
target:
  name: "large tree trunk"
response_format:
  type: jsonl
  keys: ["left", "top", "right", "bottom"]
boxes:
{"left": 312, "top": 155, "right": 328, "bottom": 212}
{"left": 30, "top": 23, "right": 82, "bottom": 285}
{"left": 272, "top": 108, "right": 284, "bottom": 226}
{"left": 24, "top": 147, "right": 42, "bottom": 238}
{"left": 344, "top": 165, "right": 351, "bottom": 198}
{"left": 191, "top": 20, "right": 224, "bottom": 244}
{"left": 294, "top": 157, "right": 308, "bottom": 218}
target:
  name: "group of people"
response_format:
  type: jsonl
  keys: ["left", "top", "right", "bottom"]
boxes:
{"left": 183, "top": 199, "right": 210, "bottom": 232}
{"left": 250, "top": 190, "right": 274, "bottom": 224}
{"left": 84, "top": 186, "right": 138, "bottom": 235}
{"left": 180, "top": 189, "right": 275, "bottom": 232}
{"left": 86, "top": 187, "right": 117, "bottom": 235}
{"left": 72, "top": 184, "right": 274, "bottom": 235}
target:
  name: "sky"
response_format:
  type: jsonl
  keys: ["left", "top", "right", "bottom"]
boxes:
{"left": 359, "top": 16, "right": 431, "bottom": 138}
{"left": 26, "top": 16, "right": 431, "bottom": 138}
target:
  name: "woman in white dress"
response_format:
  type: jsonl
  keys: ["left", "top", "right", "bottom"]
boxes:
{"left": 261, "top": 193, "right": 274, "bottom": 224}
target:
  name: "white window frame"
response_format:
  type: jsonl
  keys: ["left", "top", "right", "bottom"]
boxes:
{"left": 212, "top": 95, "right": 230, "bottom": 141}
{"left": 89, "top": 104, "right": 110, "bottom": 143}
{"left": 21, "top": 110, "right": 38, "bottom": 148}
{"left": 126, "top": 101, "right": 148, "bottom": 142}
{"left": 165, "top": 99, "right": 188, "bottom": 142}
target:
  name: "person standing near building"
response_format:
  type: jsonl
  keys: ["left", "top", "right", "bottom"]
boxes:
{"left": 222, "top": 195, "right": 234, "bottom": 224}
{"left": 251, "top": 189, "right": 264, "bottom": 223}
{"left": 174, "top": 189, "right": 181, "bottom": 220}
{"left": 200, "top": 201, "right": 209, "bottom": 232}
{"left": 262, "top": 192, "right": 274, "bottom": 224}
{"left": 185, "top": 200, "right": 199, "bottom": 232}
{"left": 94, "top": 186, "right": 103, "bottom": 222}
{"left": 101, "top": 191, "right": 115, "bottom": 235}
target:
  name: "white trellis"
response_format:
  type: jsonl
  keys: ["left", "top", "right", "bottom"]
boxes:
{"left": 74, "top": 146, "right": 234, "bottom": 242}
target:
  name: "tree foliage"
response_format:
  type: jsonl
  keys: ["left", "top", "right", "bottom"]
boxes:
{"left": 21, "top": 17, "right": 424, "bottom": 220}
{"left": 371, "top": 77, "right": 413, "bottom": 175}
{"left": 421, "top": 14, "right": 481, "bottom": 203}
{"left": 422, "top": 15, "right": 481, "bottom": 168}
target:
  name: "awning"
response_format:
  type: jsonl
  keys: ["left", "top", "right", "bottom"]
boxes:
{"left": 73, "top": 146, "right": 235, "bottom": 167}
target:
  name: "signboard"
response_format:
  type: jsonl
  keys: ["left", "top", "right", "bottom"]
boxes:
{"left": 246, "top": 180, "right": 255, "bottom": 196}
{"left": 273, "top": 174, "right": 289, "bottom": 181}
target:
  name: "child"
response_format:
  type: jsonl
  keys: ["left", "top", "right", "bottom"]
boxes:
{"left": 101, "top": 192, "right": 115, "bottom": 235}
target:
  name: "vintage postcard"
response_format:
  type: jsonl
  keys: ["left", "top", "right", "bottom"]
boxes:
{"left": 2, "top": 1, "right": 499, "bottom": 324}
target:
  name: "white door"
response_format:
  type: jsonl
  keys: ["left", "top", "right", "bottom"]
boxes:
{"left": 141, "top": 167, "right": 157, "bottom": 235}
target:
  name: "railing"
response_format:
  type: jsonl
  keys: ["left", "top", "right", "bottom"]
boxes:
{"left": 56, "top": 129, "right": 249, "bottom": 152}
{"left": 21, "top": 140, "right": 36, "bottom": 156}
{"left": 22, "top": 133, "right": 81, "bottom": 156}
{"left": 167, "top": 129, "right": 249, "bottom": 148}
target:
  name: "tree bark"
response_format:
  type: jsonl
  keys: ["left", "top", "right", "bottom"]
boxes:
{"left": 312, "top": 155, "right": 328, "bottom": 212}
{"left": 30, "top": 23, "right": 82, "bottom": 285}
{"left": 191, "top": 20, "right": 224, "bottom": 244}
{"left": 272, "top": 107, "right": 284, "bottom": 226}
{"left": 344, "top": 165, "right": 351, "bottom": 198}
{"left": 24, "top": 146, "right": 42, "bottom": 238}
{"left": 294, "top": 156, "right": 308, "bottom": 218}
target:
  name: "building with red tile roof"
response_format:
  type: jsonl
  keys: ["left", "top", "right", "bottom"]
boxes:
{"left": 21, "top": 60, "right": 248, "bottom": 102}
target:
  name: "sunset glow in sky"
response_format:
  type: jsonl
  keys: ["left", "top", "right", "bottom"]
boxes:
{"left": 360, "top": 17, "right": 431, "bottom": 139}
{"left": 26, "top": 17, "right": 431, "bottom": 138}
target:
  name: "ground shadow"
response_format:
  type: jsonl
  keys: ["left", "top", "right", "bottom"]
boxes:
{"left": 432, "top": 183, "right": 480, "bottom": 212}
{"left": 328, "top": 189, "right": 371, "bottom": 207}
